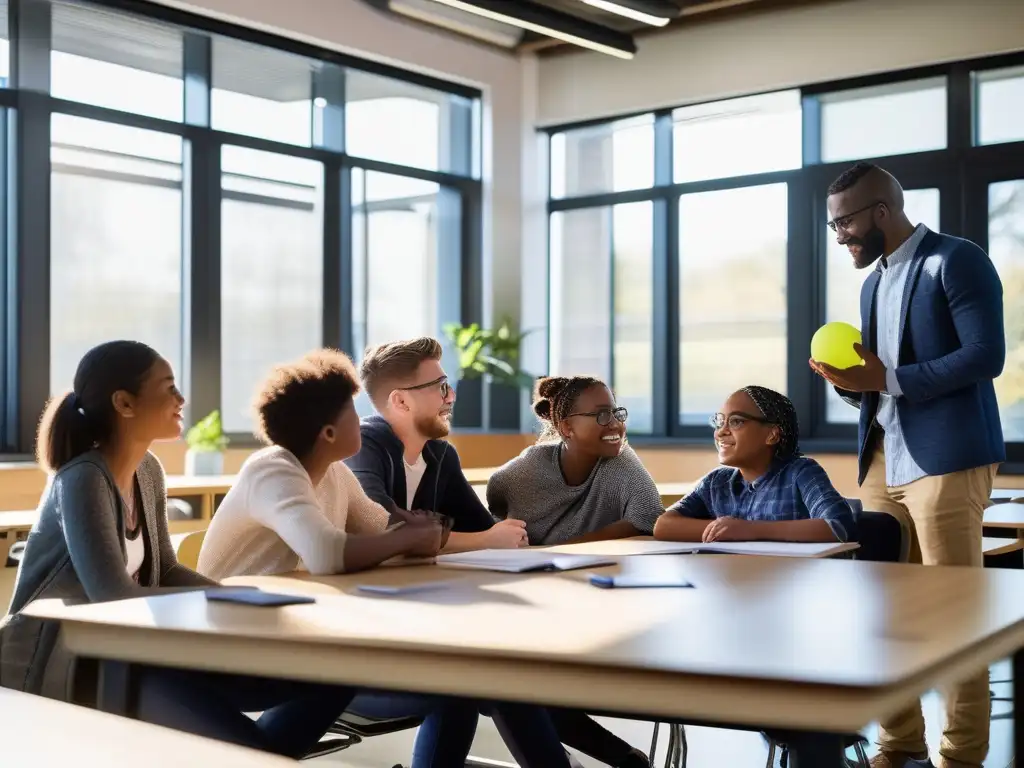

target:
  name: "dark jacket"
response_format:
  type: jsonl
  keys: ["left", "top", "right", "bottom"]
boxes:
{"left": 345, "top": 415, "right": 493, "bottom": 533}
{"left": 0, "top": 451, "right": 214, "bottom": 700}
{"left": 838, "top": 230, "right": 1006, "bottom": 484}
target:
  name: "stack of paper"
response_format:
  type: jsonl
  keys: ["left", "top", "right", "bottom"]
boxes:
{"left": 434, "top": 549, "right": 615, "bottom": 573}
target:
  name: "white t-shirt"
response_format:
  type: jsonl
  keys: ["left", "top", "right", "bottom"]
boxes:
{"left": 197, "top": 446, "right": 390, "bottom": 581}
{"left": 404, "top": 455, "right": 428, "bottom": 510}
{"left": 124, "top": 532, "right": 144, "bottom": 580}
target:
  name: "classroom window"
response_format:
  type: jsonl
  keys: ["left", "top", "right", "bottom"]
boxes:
{"left": 351, "top": 168, "right": 450, "bottom": 364}
{"left": 819, "top": 78, "right": 947, "bottom": 163}
{"left": 988, "top": 180, "right": 1024, "bottom": 442}
{"left": 678, "top": 184, "right": 788, "bottom": 425}
{"left": 550, "top": 114, "right": 654, "bottom": 199}
{"left": 220, "top": 146, "right": 324, "bottom": 433}
{"left": 49, "top": 0, "right": 184, "bottom": 121}
{"left": 211, "top": 37, "right": 314, "bottom": 146}
{"left": 49, "top": 115, "right": 184, "bottom": 393}
{"left": 346, "top": 69, "right": 475, "bottom": 175}
{"left": 673, "top": 90, "right": 802, "bottom": 183}
{"left": 974, "top": 66, "right": 1024, "bottom": 146}
{"left": 824, "top": 188, "right": 941, "bottom": 424}
{"left": 549, "top": 202, "right": 655, "bottom": 433}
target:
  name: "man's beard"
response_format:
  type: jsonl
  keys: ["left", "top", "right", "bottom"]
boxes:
{"left": 415, "top": 410, "right": 451, "bottom": 440}
{"left": 849, "top": 225, "right": 887, "bottom": 269}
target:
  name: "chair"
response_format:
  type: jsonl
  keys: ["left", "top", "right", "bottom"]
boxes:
{"left": 763, "top": 505, "right": 905, "bottom": 767}
{"left": 173, "top": 529, "right": 206, "bottom": 571}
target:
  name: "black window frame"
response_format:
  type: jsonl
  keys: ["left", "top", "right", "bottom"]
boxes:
{"left": 544, "top": 51, "right": 1024, "bottom": 473}
{"left": 0, "top": 0, "right": 487, "bottom": 456}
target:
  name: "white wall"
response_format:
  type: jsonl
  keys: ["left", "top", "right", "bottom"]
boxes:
{"left": 536, "top": 0, "right": 1024, "bottom": 126}
{"left": 150, "top": 0, "right": 531, "bottom": 328}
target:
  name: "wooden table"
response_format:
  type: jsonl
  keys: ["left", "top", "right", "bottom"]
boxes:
{"left": 462, "top": 466, "right": 498, "bottom": 485}
{"left": 984, "top": 502, "right": 1024, "bottom": 529}
{"left": 165, "top": 474, "right": 235, "bottom": 521}
{"left": 0, "top": 688, "right": 294, "bottom": 767}
{"left": 25, "top": 556, "right": 1024, "bottom": 765}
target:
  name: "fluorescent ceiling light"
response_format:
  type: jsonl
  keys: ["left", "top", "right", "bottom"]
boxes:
{"left": 424, "top": 0, "right": 637, "bottom": 59}
{"left": 386, "top": 0, "right": 524, "bottom": 48}
{"left": 581, "top": 0, "right": 674, "bottom": 27}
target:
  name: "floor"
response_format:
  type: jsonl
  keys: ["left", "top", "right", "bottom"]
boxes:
{"left": 310, "top": 660, "right": 1015, "bottom": 768}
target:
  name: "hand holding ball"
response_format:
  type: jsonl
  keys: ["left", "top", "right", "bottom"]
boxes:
{"left": 811, "top": 322, "right": 864, "bottom": 370}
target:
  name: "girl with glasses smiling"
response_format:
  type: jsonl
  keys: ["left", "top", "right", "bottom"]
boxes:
{"left": 653, "top": 386, "right": 855, "bottom": 545}
{"left": 486, "top": 374, "right": 660, "bottom": 768}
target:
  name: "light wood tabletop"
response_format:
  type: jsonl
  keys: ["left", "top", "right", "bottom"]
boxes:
{"left": 0, "top": 688, "right": 294, "bottom": 767}
{"left": 462, "top": 467, "right": 498, "bottom": 485}
{"left": 165, "top": 474, "right": 236, "bottom": 520}
{"left": 983, "top": 503, "right": 1024, "bottom": 529}
{"left": 25, "top": 556, "right": 1024, "bottom": 734}
{"left": 983, "top": 536, "right": 1024, "bottom": 557}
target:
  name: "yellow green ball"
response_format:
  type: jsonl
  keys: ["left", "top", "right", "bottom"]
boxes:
{"left": 811, "top": 322, "right": 864, "bottom": 369}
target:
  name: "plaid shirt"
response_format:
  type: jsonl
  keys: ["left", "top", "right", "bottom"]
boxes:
{"left": 667, "top": 456, "right": 855, "bottom": 542}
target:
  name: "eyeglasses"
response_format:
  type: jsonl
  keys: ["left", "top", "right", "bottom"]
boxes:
{"left": 709, "top": 412, "right": 773, "bottom": 431}
{"left": 398, "top": 376, "right": 452, "bottom": 399}
{"left": 826, "top": 200, "right": 884, "bottom": 233}
{"left": 567, "top": 407, "right": 628, "bottom": 426}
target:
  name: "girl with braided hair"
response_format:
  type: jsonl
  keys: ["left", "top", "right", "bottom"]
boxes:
{"left": 654, "top": 386, "right": 856, "bottom": 544}
{"left": 487, "top": 374, "right": 658, "bottom": 768}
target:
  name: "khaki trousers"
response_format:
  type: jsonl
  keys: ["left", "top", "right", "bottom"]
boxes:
{"left": 859, "top": 444, "right": 998, "bottom": 767}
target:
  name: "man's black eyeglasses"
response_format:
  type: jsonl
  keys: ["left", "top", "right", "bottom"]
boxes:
{"left": 827, "top": 200, "right": 884, "bottom": 232}
{"left": 566, "top": 407, "right": 628, "bottom": 426}
{"left": 398, "top": 376, "right": 451, "bottom": 399}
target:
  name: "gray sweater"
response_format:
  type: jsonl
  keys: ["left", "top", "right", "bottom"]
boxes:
{"left": 486, "top": 443, "right": 663, "bottom": 545}
{"left": 0, "top": 451, "right": 214, "bottom": 700}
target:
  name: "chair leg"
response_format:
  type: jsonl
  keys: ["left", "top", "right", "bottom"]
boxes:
{"left": 664, "top": 723, "right": 680, "bottom": 768}
{"left": 678, "top": 724, "right": 688, "bottom": 768}
{"left": 648, "top": 721, "right": 660, "bottom": 768}
{"left": 765, "top": 739, "right": 777, "bottom": 768}
{"left": 853, "top": 739, "right": 869, "bottom": 767}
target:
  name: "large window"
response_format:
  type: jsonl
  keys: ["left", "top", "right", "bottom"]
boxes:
{"left": 220, "top": 147, "right": 324, "bottom": 433}
{"left": 0, "top": 0, "right": 482, "bottom": 451}
{"left": 549, "top": 202, "right": 654, "bottom": 432}
{"left": 50, "top": 115, "right": 184, "bottom": 393}
{"left": 546, "top": 57, "right": 1024, "bottom": 465}
{"left": 678, "top": 184, "right": 788, "bottom": 424}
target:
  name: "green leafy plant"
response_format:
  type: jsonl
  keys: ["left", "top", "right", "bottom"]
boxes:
{"left": 443, "top": 318, "right": 535, "bottom": 390}
{"left": 185, "top": 410, "right": 229, "bottom": 453}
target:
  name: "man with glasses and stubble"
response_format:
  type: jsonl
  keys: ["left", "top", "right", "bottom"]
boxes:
{"left": 345, "top": 336, "right": 529, "bottom": 552}
{"left": 810, "top": 162, "right": 1005, "bottom": 768}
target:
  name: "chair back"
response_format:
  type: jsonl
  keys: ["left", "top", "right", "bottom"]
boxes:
{"left": 174, "top": 529, "right": 206, "bottom": 571}
{"left": 852, "top": 505, "right": 907, "bottom": 563}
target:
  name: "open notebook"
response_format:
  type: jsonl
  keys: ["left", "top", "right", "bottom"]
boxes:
{"left": 543, "top": 539, "right": 858, "bottom": 559}
{"left": 434, "top": 549, "right": 615, "bottom": 573}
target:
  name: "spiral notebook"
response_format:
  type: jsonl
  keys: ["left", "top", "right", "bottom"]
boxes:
{"left": 434, "top": 549, "right": 615, "bottom": 573}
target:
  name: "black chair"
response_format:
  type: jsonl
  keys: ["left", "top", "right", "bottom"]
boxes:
{"left": 764, "top": 504, "right": 906, "bottom": 767}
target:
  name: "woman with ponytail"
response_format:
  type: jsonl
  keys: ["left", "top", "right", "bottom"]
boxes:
{"left": 0, "top": 341, "right": 360, "bottom": 758}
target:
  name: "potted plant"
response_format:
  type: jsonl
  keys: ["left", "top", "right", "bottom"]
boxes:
{"left": 444, "top": 318, "right": 536, "bottom": 430}
{"left": 185, "top": 409, "right": 229, "bottom": 476}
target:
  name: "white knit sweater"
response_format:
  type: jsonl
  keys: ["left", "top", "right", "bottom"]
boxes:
{"left": 197, "top": 446, "right": 390, "bottom": 580}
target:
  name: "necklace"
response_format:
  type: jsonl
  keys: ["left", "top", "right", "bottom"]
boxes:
{"left": 121, "top": 485, "right": 137, "bottom": 531}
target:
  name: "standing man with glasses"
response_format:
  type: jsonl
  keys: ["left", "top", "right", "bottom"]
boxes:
{"left": 810, "top": 162, "right": 1005, "bottom": 768}
{"left": 346, "top": 336, "right": 529, "bottom": 551}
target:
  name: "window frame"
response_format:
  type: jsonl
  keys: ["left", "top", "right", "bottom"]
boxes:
{"left": 544, "top": 51, "right": 1024, "bottom": 472}
{"left": 0, "top": 0, "right": 485, "bottom": 455}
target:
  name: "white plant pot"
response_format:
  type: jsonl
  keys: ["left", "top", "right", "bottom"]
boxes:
{"left": 185, "top": 449, "right": 224, "bottom": 476}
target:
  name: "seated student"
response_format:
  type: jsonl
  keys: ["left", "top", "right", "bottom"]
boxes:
{"left": 654, "top": 386, "right": 855, "bottom": 544}
{"left": 0, "top": 341, "right": 355, "bottom": 758}
{"left": 346, "top": 337, "right": 528, "bottom": 550}
{"left": 487, "top": 375, "right": 662, "bottom": 546}
{"left": 198, "top": 349, "right": 571, "bottom": 768}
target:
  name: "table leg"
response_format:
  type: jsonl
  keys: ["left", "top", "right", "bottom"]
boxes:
{"left": 97, "top": 660, "right": 133, "bottom": 717}
{"left": 1014, "top": 648, "right": 1024, "bottom": 765}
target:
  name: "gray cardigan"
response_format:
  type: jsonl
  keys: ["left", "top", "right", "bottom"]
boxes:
{"left": 0, "top": 451, "right": 214, "bottom": 700}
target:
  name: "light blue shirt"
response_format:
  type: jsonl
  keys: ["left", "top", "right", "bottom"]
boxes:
{"left": 875, "top": 224, "right": 928, "bottom": 486}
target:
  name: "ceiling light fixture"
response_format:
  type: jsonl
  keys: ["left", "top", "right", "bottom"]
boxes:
{"left": 379, "top": 0, "right": 525, "bottom": 48}
{"left": 580, "top": 0, "right": 676, "bottom": 27}
{"left": 423, "top": 0, "right": 637, "bottom": 59}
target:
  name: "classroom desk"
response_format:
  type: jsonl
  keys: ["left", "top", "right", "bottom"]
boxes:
{"left": 164, "top": 474, "right": 235, "bottom": 521}
{"left": 25, "top": 555, "right": 1024, "bottom": 766}
{"left": 984, "top": 502, "right": 1024, "bottom": 529}
{"left": 0, "top": 688, "right": 294, "bottom": 767}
